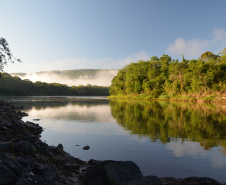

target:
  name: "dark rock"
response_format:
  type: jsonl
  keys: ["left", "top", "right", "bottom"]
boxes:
{"left": 14, "top": 141, "right": 35, "bottom": 154}
{"left": 161, "top": 176, "right": 223, "bottom": 185}
{"left": 33, "top": 119, "right": 41, "bottom": 121}
{"left": 0, "top": 161, "right": 19, "bottom": 185}
{"left": 0, "top": 142, "right": 12, "bottom": 152}
{"left": 88, "top": 159, "right": 101, "bottom": 165}
{"left": 1, "top": 126, "right": 9, "bottom": 130}
{"left": 123, "top": 175, "right": 163, "bottom": 185}
{"left": 57, "top": 143, "right": 63, "bottom": 150}
{"left": 23, "top": 135, "right": 37, "bottom": 143}
{"left": 182, "top": 177, "right": 222, "bottom": 185}
{"left": 83, "top": 146, "right": 90, "bottom": 150}
{"left": 82, "top": 160, "right": 143, "bottom": 185}
{"left": 11, "top": 123, "right": 27, "bottom": 136}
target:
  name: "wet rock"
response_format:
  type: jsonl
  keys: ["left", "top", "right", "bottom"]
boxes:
{"left": 123, "top": 175, "right": 163, "bottom": 185}
{"left": 82, "top": 160, "right": 143, "bottom": 185}
{"left": 83, "top": 146, "right": 90, "bottom": 150}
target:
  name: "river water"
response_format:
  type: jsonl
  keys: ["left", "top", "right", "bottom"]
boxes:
{"left": 1, "top": 96, "right": 226, "bottom": 182}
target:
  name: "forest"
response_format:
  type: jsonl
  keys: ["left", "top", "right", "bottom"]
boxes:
{"left": 109, "top": 48, "right": 226, "bottom": 101}
{"left": 0, "top": 73, "right": 109, "bottom": 96}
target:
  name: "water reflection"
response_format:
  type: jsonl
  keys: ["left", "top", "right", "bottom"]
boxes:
{"left": 1, "top": 96, "right": 226, "bottom": 181}
{"left": 110, "top": 99, "right": 226, "bottom": 152}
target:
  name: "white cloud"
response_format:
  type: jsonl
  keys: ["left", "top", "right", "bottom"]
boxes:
{"left": 166, "top": 140, "right": 226, "bottom": 168}
{"left": 212, "top": 28, "right": 226, "bottom": 42}
{"left": 167, "top": 28, "right": 226, "bottom": 58}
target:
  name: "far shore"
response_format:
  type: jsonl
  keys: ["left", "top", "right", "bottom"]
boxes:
{"left": 107, "top": 93, "right": 226, "bottom": 104}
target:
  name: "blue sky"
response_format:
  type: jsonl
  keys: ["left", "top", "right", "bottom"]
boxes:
{"left": 1, "top": 0, "right": 226, "bottom": 73}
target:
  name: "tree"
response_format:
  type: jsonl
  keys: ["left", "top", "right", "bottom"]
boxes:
{"left": 0, "top": 37, "right": 21, "bottom": 76}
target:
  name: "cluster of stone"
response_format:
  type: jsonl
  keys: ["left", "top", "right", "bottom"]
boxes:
{"left": 81, "top": 160, "right": 225, "bottom": 185}
{"left": 0, "top": 100, "right": 91, "bottom": 185}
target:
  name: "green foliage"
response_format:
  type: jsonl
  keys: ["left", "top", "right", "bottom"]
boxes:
{"left": 110, "top": 48, "right": 226, "bottom": 99}
{"left": 0, "top": 73, "right": 110, "bottom": 96}
{"left": 0, "top": 38, "right": 21, "bottom": 74}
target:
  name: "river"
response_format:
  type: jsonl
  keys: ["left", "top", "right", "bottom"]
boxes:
{"left": 1, "top": 96, "right": 226, "bottom": 182}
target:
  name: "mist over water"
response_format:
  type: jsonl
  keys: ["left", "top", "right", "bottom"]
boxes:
{"left": 11, "top": 69, "right": 118, "bottom": 86}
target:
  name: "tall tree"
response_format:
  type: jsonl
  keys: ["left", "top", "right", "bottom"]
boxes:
{"left": 0, "top": 38, "right": 21, "bottom": 75}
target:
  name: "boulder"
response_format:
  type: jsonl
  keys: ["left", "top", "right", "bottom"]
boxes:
{"left": 82, "top": 160, "right": 143, "bottom": 185}
{"left": 57, "top": 143, "right": 63, "bottom": 150}
{"left": 14, "top": 141, "right": 36, "bottom": 154}
{"left": 0, "top": 142, "right": 12, "bottom": 152}
{"left": 23, "top": 135, "right": 37, "bottom": 143}
{"left": 83, "top": 146, "right": 90, "bottom": 150}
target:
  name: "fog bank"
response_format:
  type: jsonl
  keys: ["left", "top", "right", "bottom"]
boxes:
{"left": 12, "top": 69, "right": 118, "bottom": 86}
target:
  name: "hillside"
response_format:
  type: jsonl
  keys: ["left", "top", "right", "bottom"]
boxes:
{"left": 11, "top": 69, "right": 119, "bottom": 86}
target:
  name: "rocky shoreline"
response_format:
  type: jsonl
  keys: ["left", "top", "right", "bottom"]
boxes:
{"left": 0, "top": 100, "right": 225, "bottom": 185}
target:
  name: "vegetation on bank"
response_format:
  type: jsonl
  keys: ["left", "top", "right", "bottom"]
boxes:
{"left": 109, "top": 48, "right": 226, "bottom": 102}
{"left": 0, "top": 73, "right": 110, "bottom": 96}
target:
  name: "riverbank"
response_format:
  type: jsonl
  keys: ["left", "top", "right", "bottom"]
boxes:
{"left": 0, "top": 100, "right": 93, "bottom": 184}
{"left": 108, "top": 92, "right": 226, "bottom": 104}
{"left": 0, "top": 100, "right": 225, "bottom": 185}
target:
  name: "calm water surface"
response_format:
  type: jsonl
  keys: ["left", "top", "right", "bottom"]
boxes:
{"left": 1, "top": 96, "right": 226, "bottom": 182}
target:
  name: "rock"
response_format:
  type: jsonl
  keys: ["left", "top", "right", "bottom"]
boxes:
{"left": 0, "top": 160, "right": 19, "bottom": 185}
{"left": 23, "top": 135, "right": 37, "bottom": 143}
{"left": 11, "top": 123, "right": 27, "bottom": 136}
{"left": 1, "top": 126, "right": 9, "bottom": 130}
{"left": 83, "top": 146, "right": 90, "bottom": 150}
{"left": 33, "top": 119, "right": 41, "bottom": 121}
{"left": 14, "top": 141, "right": 35, "bottom": 154}
{"left": 88, "top": 159, "right": 101, "bottom": 165}
{"left": 123, "top": 175, "right": 163, "bottom": 185}
{"left": 160, "top": 177, "right": 223, "bottom": 185}
{"left": 57, "top": 143, "right": 63, "bottom": 150}
{"left": 0, "top": 142, "right": 12, "bottom": 152}
{"left": 81, "top": 160, "right": 143, "bottom": 185}
{"left": 182, "top": 177, "right": 222, "bottom": 185}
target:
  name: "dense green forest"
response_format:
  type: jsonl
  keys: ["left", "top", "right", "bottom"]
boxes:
{"left": 110, "top": 48, "right": 226, "bottom": 102}
{"left": 0, "top": 73, "right": 109, "bottom": 96}
{"left": 110, "top": 99, "right": 226, "bottom": 153}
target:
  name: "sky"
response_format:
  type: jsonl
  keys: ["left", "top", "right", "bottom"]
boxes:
{"left": 1, "top": 0, "right": 226, "bottom": 73}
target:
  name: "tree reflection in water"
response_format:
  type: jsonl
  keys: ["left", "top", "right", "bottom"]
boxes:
{"left": 110, "top": 99, "right": 226, "bottom": 153}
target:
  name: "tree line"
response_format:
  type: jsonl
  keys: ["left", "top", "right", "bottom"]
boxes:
{"left": 0, "top": 73, "right": 109, "bottom": 96}
{"left": 110, "top": 49, "right": 226, "bottom": 100}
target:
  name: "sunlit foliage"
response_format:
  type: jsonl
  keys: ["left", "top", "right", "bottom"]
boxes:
{"left": 110, "top": 49, "right": 226, "bottom": 98}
